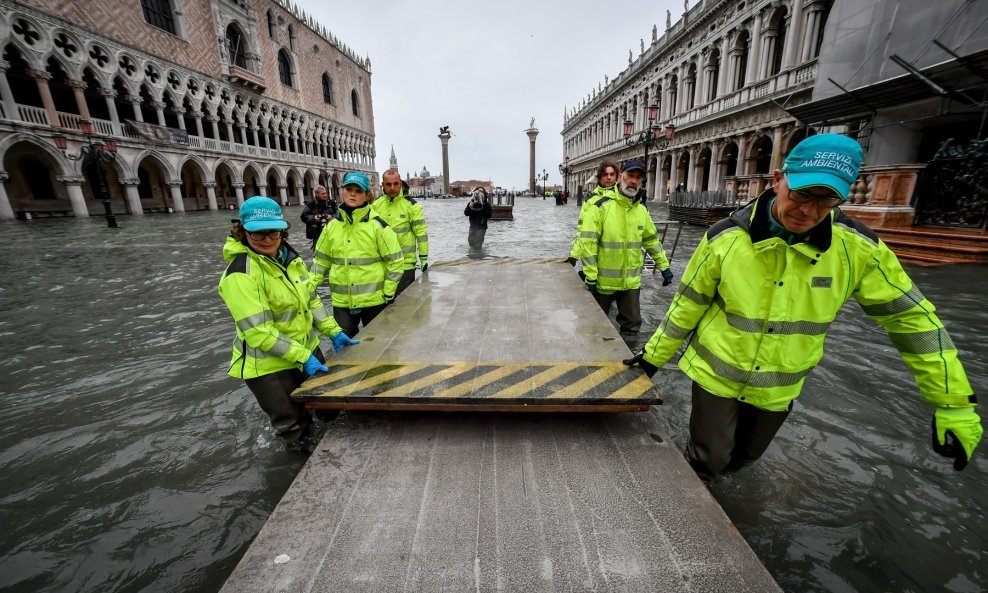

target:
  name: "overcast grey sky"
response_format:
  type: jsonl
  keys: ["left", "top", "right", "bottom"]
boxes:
{"left": 298, "top": 0, "right": 687, "bottom": 190}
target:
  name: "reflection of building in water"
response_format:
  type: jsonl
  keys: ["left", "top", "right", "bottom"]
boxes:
{"left": 0, "top": 0, "right": 377, "bottom": 220}
{"left": 561, "top": 0, "right": 988, "bottom": 231}
{"left": 405, "top": 165, "right": 444, "bottom": 197}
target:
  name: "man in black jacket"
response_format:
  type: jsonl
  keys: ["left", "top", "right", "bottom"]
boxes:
{"left": 301, "top": 185, "right": 338, "bottom": 247}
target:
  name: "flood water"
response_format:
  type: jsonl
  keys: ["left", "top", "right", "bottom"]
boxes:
{"left": 0, "top": 197, "right": 985, "bottom": 593}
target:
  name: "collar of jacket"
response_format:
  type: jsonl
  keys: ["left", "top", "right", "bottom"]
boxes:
{"left": 338, "top": 202, "right": 374, "bottom": 224}
{"left": 377, "top": 190, "right": 408, "bottom": 204}
{"left": 731, "top": 187, "right": 834, "bottom": 252}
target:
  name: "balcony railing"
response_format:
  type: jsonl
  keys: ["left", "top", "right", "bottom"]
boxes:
{"left": 17, "top": 105, "right": 49, "bottom": 126}
{"left": 2, "top": 101, "right": 358, "bottom": 170}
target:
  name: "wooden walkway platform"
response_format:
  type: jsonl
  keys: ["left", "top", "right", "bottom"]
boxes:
{"left": 220, "top": 259, "right": 782, "bottom": 593}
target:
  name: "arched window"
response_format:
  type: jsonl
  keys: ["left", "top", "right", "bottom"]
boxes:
{"left": 350, "top": 89, "right": 360, "bottom": 117}
{"left": 225, "top": 25, "right": 246, "bottom": 69}
{"left": 266, "top": 9, "right": 276, "bottom": 38}
{"left": 141, "top": 0, "right": 176, "bottom": 34}
{"left": 287, "top": 25, "right": 296, "bottom": 51}
{"left": 322, "top": 73, "right": 334, "bottom": 105}
{"left": 277, "top": 50, "right": 293, "bottom": 87}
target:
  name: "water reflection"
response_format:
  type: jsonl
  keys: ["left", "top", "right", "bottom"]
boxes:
{"left": 0, "top": 199, "right": 984, "bottom": 593}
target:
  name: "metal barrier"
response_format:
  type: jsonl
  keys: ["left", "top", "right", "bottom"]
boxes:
{"left": 642, "top": 219, "right": 685, "bottom": 271}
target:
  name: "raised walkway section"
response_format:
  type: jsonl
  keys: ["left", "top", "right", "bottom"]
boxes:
{"left": 220, "top": 259, "right": 782, "bottom": 593}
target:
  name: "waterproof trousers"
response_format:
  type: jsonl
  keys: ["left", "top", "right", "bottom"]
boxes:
{"left": 244, "top": 348, "right": 325, "bottom": 442}
{"left": 592, "top": 288, "right": 641, "bottom": 334}
{"left": 333, "top": 304, "right": 387, "bottom": 338}
{"left": 396, "top": 269, "right": 416, "bottom": 296}
{"left": 685, "top": 381, "right": 792, "bottom": 478}
{"left": 468, "top": 228, "right": 487, "bottom": 249}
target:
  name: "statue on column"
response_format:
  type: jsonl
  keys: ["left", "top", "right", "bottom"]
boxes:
{"left": 666, "top": 10, "right": 672, "bottom": 29}
{"left": 652, "top": 24, "right": 658, "bottom": 42}
{"left": 605, "top": 74, "right": 609, "bottom": 85}
{"left": 628, "top": 49, "right": 633, "bottom": 65}
{"left": 684, "top": 0, "right": 689, "bottom": 15}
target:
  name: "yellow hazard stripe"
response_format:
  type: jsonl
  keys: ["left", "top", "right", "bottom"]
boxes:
{"left": 295, "top": 361, "right": 659, "bottom": 404}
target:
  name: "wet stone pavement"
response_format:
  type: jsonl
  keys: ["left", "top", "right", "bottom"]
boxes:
{"left": 0, "top": 197, "right": 985, "bottom": 593}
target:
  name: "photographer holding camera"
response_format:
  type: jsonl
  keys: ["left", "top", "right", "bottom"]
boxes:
{"left": 301, "top": 185, "right": 338, "bottom": 247}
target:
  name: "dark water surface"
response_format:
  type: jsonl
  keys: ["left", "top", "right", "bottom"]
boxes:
{"left": 0, "top": 198, "right": 985, "bottom": 593}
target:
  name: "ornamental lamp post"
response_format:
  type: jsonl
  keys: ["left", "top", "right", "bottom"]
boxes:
{"left": 623, "top": 103, "right": 675, "bottom": 198}
{"left": 52, "top": 121, "right": 120, "bottom": 228}
{"left": 558, "top": 155, "right": 572, "bottom": 205}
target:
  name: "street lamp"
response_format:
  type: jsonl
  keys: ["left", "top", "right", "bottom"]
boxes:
{"left": 624, "top": 103, "right": 675, "bottom": 196}
{"left": 52, "top": 121, "right": 119, "bottom": 228}
{"left": 558, "top": 155, "right": 572, "bottom": 205}
{"left": 538, "top": 168, "right": 549, "bottom": 200}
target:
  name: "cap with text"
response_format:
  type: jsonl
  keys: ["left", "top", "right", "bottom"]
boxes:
{"left": 781, "top": 134, "right": 864, "bottom": 200}
{"left": 239, "top": 196, "right": 288, "bottom": 231}
{"left": 343, "top": 171, "right": 370, "bottom": 191}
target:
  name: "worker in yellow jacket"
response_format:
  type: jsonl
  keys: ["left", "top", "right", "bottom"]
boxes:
{"left": 372, "top": 169, "right": 429, "bottom": 295}
{"left": 567, "top": 159, "right": 619, "bottom": 267}
{"left": 218, "top": 197, "right": 358, "bottom": 447}
{"left": 624, "top": 134, "right": 981, "bottom": 477}
{"left": 576, "top": 159, "right": 673, "bottom": 335}
{"left": 310, "top": 171, "right": 404, "bottom": 337}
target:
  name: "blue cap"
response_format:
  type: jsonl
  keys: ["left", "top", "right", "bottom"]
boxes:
{"left": 343, "top": 171, "right": 370, "bottom": 191}
{"left": 622, "top": 159, "right": 646, "bottom": 173}
{"left": 782, "top": 134, "right": 864, "bottom": 200}
{"left": 239, "top": 196, "right": 287, "bottom": 231}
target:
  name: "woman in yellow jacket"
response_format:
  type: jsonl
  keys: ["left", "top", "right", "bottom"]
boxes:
{"left": 310, "top": 172, "right": 405, "bottom": 337}
{"left": 218, "top": 197, "right": 358, "bottom": 447}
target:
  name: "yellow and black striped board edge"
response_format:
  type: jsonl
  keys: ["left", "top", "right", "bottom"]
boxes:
{"left": 293, "top": 360, "right": 661, "bottom": 409}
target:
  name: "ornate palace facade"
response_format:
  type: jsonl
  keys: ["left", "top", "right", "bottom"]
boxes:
{"left": 562, "top": 0, "right": 832, "bottom": 203}
{"left": 0, "top": 0, "right": 375, "bottom": 220}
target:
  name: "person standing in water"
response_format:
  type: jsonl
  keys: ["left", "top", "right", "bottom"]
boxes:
{"left": 464, "top": 186, "right": 493, "bottom": 249}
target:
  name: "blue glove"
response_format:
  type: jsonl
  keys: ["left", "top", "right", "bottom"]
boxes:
{"left": 331, "top": 331, "right": 359, "bottom": 351}
{"left": 303, "top": 353, "right": 329, "bottom": 377}
{"left": 661, "top": 268, "right": 674, "bottom": 286}
{"left": 383, "top": 294, "right": 395, "bottom": 305}
{"left": 349, "top": 308, "right": 363, "bottom": 315}
{"left": 585, "top": 280, "right": 597, "bottom": 293}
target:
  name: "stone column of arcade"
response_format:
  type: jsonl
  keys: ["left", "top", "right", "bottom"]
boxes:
{"left": 66, "top": 80, "right": 91, "bottom": 121}
{"left": 28, "top": 69, "right": 58, "bottom": 126}
{"left": 120, "top": 177, "right": 144, "bottom": 215}
{"left": 203, "top": 181, "right": 219, "bottom": 211}
{"left": 167, "top": 180, "right": 185, "bottom": 213}
{"left": 56, "top": 175, "right": 90, "bottom": 218}
{"left": 0, "top": 171, "right": 16, "bottom": 220}
{"left": 232, "top": 181, "right": 245, "bottom": 206}
{"left": 0, "top": 61, "right": 17, "bottom": 120}
{"left": 278, "top": 184, "right": 288, "bottom": 206}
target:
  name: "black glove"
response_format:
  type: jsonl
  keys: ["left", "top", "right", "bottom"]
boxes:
{"left": 565, "top": 256, "right": 577, "bottom": 267}
{"left": 622, "top": 352, "right": 658, "bottom": 378}
{"left": 383, "top": 294, "right": 395, "bottom": 306}
{"left": 661, "top": 268, "right": 674, "bottom": 287}
{"left": 585, "top": 280, "right": 597, "bottom": 294}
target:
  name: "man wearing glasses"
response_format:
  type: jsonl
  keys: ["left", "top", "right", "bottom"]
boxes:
{"left": 624, "top": 134, "right": 981, "bottom": 478}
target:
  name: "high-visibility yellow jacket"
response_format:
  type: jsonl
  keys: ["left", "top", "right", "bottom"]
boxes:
{"left": 218, "top": 238, "right": 342, "bottom": 380}
{"left": 577, "top": 191, "right": 670, "bottom": 292}
{"left": 642, "top": 190, "right": 975, "bottom": 411}
{"left": 568, "top": 185, "right": 617, "bottom": 260}
{"left": 371, "top": 191, "right": 429, "bottom": 270}
{"left": 310, "top": 203, "right": 405, "bottom": 308}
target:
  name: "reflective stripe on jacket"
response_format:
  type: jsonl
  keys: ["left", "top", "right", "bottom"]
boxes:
{"left": 310, "top": 203, "right": 405, "bottom": 308}
{"left": 576, "top": 190, "right": 670, "bottom": 292}
{"left": 371, "top": 191, "right": 429, "bottom": 269}
{"left": 642, "top": 189, "right": 974, "bottom": 411}
{"left": 218, "top": 237, "right": 342, "bottom": 380}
